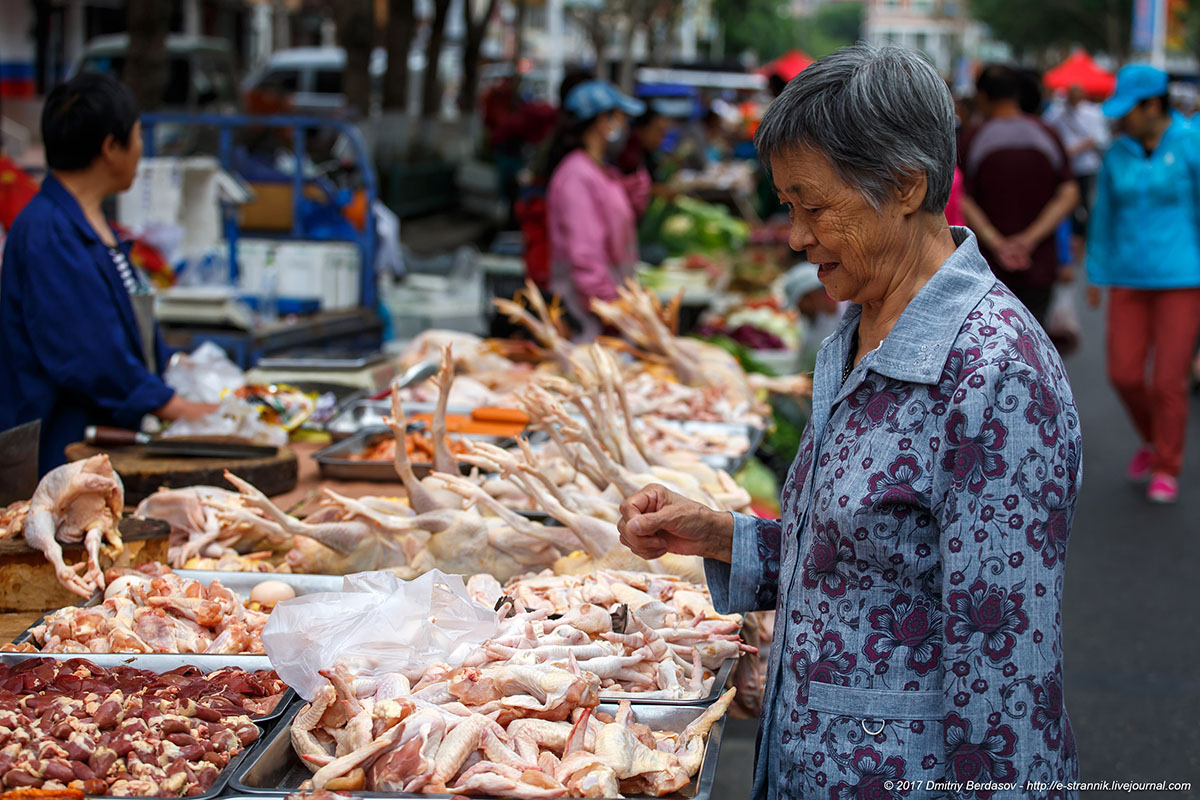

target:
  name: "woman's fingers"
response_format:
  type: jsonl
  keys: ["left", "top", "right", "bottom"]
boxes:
{"left": 618, "top": 483, "right": 671, "bottom": 522}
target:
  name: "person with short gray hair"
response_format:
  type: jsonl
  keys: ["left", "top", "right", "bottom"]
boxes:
{"left": 618, "top": 44, "right": 1081, "bottom": 797}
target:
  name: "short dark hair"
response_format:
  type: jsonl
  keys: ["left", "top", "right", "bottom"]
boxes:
{"left": 976, "top": 64, "right": 1021, "bottom": 102}
{"left": 42, "top": 72, "right": 139, "bottom": 171}
{"left": 1139, "top": 94, "right": 1172, "bottom": 116}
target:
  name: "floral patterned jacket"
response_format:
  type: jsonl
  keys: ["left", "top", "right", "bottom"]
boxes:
{"left": 706, "top": 229, "right": 1081, "bottom": 799}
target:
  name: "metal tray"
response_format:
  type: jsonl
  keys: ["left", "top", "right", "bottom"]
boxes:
{"left": 326, "top": 400, "right": 473, "bottom": 440}
{"left": 229, "top": 700, "right": 727, "bottom": 799}
{"left": 174, "top": 570, "right": 343, "bottom": 600}
{"left": 0, "top": 652, "right": 294, "bottom": 723}
{"left": 256, "top": 351, "right": 390, "bottom": 371}
{"left": 598, "top": 656, "right": 736, "bottom": 706}
{"left": 312, "top": 426, "right": 511, "bottom": 482}
{"left": 0, "top": 683, "right": 267, "bottom": 800}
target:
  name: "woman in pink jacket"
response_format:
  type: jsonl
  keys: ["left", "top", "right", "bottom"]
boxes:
{"left": 545, "top": 81, "right": 647, "bottom": 340}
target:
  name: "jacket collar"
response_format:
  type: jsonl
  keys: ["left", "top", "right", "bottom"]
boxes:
{"left": 40, "top": 172, "right": 129, "bottom": 248}
{"left": 824, "top": 227, "right": 995, "bottom": 395}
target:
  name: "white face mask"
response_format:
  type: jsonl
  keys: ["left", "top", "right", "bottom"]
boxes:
{"left": 605, "top": 121, "right": 628, "bottom": 144}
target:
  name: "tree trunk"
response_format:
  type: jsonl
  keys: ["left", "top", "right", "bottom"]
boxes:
{"left": 421, "top": 0, "right": 453, "bottom": 119}
{"left": 123, "top": 0, "right": 170, "bottom": 111}
{"left": 384, "top": 0, "right": 416, "bottom": 111}
{"left": 335, "top": 0, "right": 375, "bottom": 118}
{"left": 618, "top": 16, "right": 640, "bottom": 93}
{"left": 510, "top": 0, "right": 528, "bottom": 106}
{"left": 458, "top": 0, "right": 501, "bottom": 114}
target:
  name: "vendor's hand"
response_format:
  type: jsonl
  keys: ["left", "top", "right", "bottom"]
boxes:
{"left": 1086, "top": 285, "right": 1103, "bottom": 309}
{"left": 156, "top": 395, "right": 219, "bottom": 421}
{"left": 617, "top": 484, "right": 734, "bottom": 563}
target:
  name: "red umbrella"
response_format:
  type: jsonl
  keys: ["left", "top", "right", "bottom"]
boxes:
{"left": 758, "top": 50, "right": 814, "bottom": 82}
{"left": 1044, "top": 50, "right": 1115, "bottom": 99}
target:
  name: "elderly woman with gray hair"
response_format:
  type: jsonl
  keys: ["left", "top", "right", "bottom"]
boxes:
{"left": 619, "top": 45, "right": 1081, "bottom": 797}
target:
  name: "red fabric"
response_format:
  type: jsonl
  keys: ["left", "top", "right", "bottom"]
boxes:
{"left": 758, "top": 50, "right": 813, "bottom": 81}
{"left": 515, "top": 195, "right": 550, "bottom": 289}
{"left": 1044, "top": 51, "right": 1116, "bottom": 99}
{"left": 1106, "top": 287, "right": 1200, "bottom": 476}
{"left": 0, "top": 154, "right": 38, "bottom": 231}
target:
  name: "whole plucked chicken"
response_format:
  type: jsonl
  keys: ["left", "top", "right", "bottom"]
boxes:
{"left": 22, "top": 454, "right": 124, "bottom": 597}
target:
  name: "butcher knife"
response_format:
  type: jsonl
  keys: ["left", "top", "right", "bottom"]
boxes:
{"left": 0, "top": 420, "right": 40, "bottom": 506}
{"left": 84, "top": 426, "right": 278, "bottom": 459}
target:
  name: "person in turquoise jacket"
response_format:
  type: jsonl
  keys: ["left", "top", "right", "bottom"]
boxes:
{"left": 1086, "top": 64, "right": 1200, "bottom": 503}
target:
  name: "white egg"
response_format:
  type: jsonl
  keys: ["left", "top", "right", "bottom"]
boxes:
{"left": 249, "top": 580, "right": 296, "bottom": 607}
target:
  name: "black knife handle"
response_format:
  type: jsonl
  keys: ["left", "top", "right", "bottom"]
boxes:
{"left": 85, "top": 426, "right": 145, "bottom": 447}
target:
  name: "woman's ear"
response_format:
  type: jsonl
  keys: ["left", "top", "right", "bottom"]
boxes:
{"left": 894, "top": 172, "right": 928, "bottom": 216}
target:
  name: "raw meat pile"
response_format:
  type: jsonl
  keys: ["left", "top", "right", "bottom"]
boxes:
{"left": 3, "top": 455, "right": 125, "bottom": 598}
{"left": 0, "top": 658, "right": 269, "bottom": 796}
{"left": 133, "top": 485, "right": 288, "bottom": 569}
{"left": 464, "top": 570, "right": 751, "bottom": 700}
{"left": 291, "top": 660, "right": 735, "bottom": 797}
{"left": 3, "top": 564, "right": 268, "bottom": 655}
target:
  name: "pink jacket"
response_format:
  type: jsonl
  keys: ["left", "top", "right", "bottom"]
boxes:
{"left": 945, "top": 166, "right": 966, "bottom": 227}
{"left": 546, "top": 150, "right": 638, "bottom": 338}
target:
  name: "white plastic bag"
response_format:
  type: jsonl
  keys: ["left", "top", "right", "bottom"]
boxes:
{"left": 160, "top": 395, "right": 288, "bottom": 447}
{"left": 164, "top": 341, "right": 245, "bottom": 403}
{"left": 261, "top": 569, "right": 500, "bottom": 700}
{"left": 1047, "top": 285, "right": 1082, "bottom": 356}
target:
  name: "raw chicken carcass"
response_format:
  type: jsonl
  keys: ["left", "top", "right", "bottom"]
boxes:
{"left": 22, "top": 454, "right": 124, "bottom": 597}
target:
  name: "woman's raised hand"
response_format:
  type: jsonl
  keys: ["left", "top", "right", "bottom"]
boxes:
{"left": 617, "top": 483, "right": 734, "bottom": 563}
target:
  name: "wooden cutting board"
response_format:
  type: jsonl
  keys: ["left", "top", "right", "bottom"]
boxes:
{"left": 65, "top": 441, "right": 298, "bottom": 505}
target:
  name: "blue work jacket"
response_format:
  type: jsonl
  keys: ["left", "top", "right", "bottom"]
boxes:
{"left": 0, "top": 174, "right": 174, "bottom": 475}
{"left": 707, "top": 229, "right": 1081, "bottom": 798}
{"left": 1086, "top": 113, "right": 1200, "bottom": 289}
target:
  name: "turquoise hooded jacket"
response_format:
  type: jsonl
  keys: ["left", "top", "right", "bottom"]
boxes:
{"left": 1087, "top": 113, "right": 1200, "bottom": 289}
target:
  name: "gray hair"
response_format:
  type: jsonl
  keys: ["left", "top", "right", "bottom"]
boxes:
{"left": 755, "top": 43, "right": 956, "bottom": 214}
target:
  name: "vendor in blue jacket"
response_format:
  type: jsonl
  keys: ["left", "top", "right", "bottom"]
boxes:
{"left": 0, "top": 73, "right": 214, "bottom": 476}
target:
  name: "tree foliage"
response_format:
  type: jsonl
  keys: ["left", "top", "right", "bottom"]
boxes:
{"left": 713, "top": 0, "right": 802, "bottom": 62}
{"left": 969, "top": 0, "right": 1132, "bottom": 60}
{"left": 795, "top": 2, "right": 863, "bottom": 59}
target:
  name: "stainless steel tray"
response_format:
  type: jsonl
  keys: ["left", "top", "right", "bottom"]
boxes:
{"left": 313, "top": 426, "right": 511, "bottom": 482}
{"left": 229, "top": 700, "right": 727, "bottom": 799}
{"left": 0, "top": 675, "right": 268, "bottom": 800}
{"left": 0, "top": 652, "right": 294, "bottom": 723}
{"left": 256, "top": 351, "right": 390, "bottom": 371}
{"left": 326, "top": 400, "right": 473, "bottom": 440}
{"left": 11, "top": 571, "right": 342, "bottom": 652}
{"left": 174, "top": 570, "right": 343, "bottom": 599}
{"left": 598, "top": 655, "right": 736, "bottom": 706}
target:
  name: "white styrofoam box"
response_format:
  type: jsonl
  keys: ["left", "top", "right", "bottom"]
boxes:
{"left": 236, "top": 239, "right": 362, "bottom": 311}
{"left": 118, "top": 157, "right": 247, "bottom": 263}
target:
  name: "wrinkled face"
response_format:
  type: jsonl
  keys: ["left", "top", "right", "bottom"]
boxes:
{"left": 771, "top": 145, "right": 911, "bottom": 305}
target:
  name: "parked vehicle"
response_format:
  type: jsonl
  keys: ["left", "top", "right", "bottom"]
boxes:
{"left": 242, "top": 46, "right": 462, "bottom": 117}
{"left": 74, "top": 35, "right": 239, "bottom": 113}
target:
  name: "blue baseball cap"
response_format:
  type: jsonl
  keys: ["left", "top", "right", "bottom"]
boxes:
{"left": 1102, "top": 64, "right": 1169, "bottom": 119}
{"left": 564, "top": 81, "right": 646, "bottom": 120}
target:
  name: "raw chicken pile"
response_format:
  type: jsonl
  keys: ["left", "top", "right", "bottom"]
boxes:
{"left": 4, "top": 564, "right": 268, "bottom": 655}
{"left": 3, "top": 455, "right": 125, "bottom": 598}
{"left": 290, "top": 660, "right": 735, "bottom": 798}
{"left": 133, "top": 485, "right": 288, "bottom": 570}
{"left": 464, "top": 570, "right": 751, "bottom": 701}
{"left": 0, "top": 658, "right": 267, "bottom": 796}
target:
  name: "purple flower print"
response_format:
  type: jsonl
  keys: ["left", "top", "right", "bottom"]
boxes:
{"left": 1025, "top": 379, "right": 1061, "bottom": 446}
{"left": 946, "top": 579, "right": 1029, "bottom": 662}
{"left": 1032, "top": 668, "right": 1075, "bottom": 755}
{"left": 831, "top": 747, "right": 909, "bottom": 800}
{"left": 864, "top": 593, "right": 943, "bottom": 675}
{"left": 863, "top": 455, "right": 925, "bottom": 518}
{"left": 1026, "top": 482, "right": 1071, "bottom": 568}
{"left": 942, "top": 411, "right": 1009, "bottom": 493}
{"left": 802, "top": 521, "right": 856, "bottom": 599}
{"left": 943, "top": 713, "right": 1018, "bottom": 799}
{"left": 792, "top": 631, "right": 857, "bottom": 703}
{"left": 847, "top": 381, "right": 912, "bottom": 435}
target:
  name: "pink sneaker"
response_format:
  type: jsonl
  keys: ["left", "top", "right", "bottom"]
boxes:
{"left": 1147, "top": 474, "right": 1178, "bottom": 504}
{"left": 1127, "top": 446, "right": 1154, "bottom": 482}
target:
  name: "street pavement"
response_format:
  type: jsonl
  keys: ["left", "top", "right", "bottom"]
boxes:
{"left": 711, "top": 293, "right": 1200, "bottom": 798}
